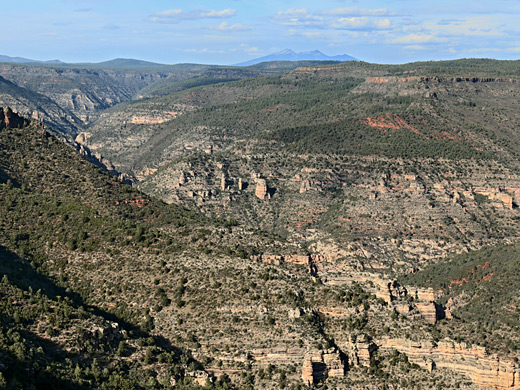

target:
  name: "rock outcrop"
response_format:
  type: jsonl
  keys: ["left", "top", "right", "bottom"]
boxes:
{"left": 0, "top": 107, "right": 30, "bottom": 129}
{"left": 220, "top": 173, "right": 227, "bottom": 191}
{"left": 179, "top": 171, "right": 187, "bottom": 186}
{"left": 413, "top": 302, "right": 439, "bottom": 325}
{"left": 301, "top": 348, "right": 345, "bottom": 385}
{"left": 300, "top": 179, "right": 311, "bottom": 194}
{"left": 255, "top": 178, "right": 269, "bottom": 200}
{"left": 379, "top": 338, "right": 520, "bottom": 389}
{"left": 346, "top": 335, "right": 377, "bottom": 367}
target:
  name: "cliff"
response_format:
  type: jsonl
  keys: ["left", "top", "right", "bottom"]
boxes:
{"left": 378, "top": 338, "right": 520, "bottom": 389}
{"left": 301, "top": 348, "right": 345, "bottom": 385}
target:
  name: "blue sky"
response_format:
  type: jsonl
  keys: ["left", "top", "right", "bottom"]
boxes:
{"left": 4, "top": 0, "right": 520, "bottom": 64}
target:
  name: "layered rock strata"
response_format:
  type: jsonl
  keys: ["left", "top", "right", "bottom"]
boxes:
{"left": 301, "top": 348, "right": 345, "bottom": 385}
{"left": 378, "top": 338, "right": 520, "bottom": 390}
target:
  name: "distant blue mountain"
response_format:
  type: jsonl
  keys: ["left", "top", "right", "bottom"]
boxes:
{"left": 235, "top": 49, "right": 357, "bottom": 66}
{"left": 0, "top": 55, "right": 64, "bottom": 64}
{"left": 95, "top": 58, "right": 166, "bottom": 67}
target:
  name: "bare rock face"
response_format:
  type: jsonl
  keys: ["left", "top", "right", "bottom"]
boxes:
{"left": 301, "top": 348, "right": 345, "bottom": 385}
{"left": 496, "top": 191, "right": 514, "bottom": 210}
{"left": 0, "top": 107, "right": 30, "bottom": 129}
{"left": 302, "top": 357, "right": 314, "bottom": 385}
{"left": 346, "top": 335, "right": 377, "bottom": 367}
{"left": 473, "top": 187, "right": 516, "bottom": 210}
{"left": 376, "top": 281, "right": 442, "bottom": 324}
{"left": 179, "top": 171, "right": 187, "bottom": 186}
{"left": 300, "top": 180, "right": 311, "bottom": 194}
{"left": 75, "top": 132, "right": 91, "bottom": 145}
{"left": 255, "top": 178, "right": 270, "bottom": 200}
{"left": 288, "top": 308, "right": 303, "bottom": 319}
{"left": 414, "top": 302, "right": 438, "bottom": 325}
{"left": 220, "top": 173, "right": 227, "bottom": 191}
{"left": 186, "top": 370, "right": 213, "bottom": 386}
{"left": 379, "top": 338, "right": 520, "bottom": 390}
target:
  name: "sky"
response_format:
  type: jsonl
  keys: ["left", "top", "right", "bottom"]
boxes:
{"left": 4, "top": 0, "right": 520, "bottom": 65}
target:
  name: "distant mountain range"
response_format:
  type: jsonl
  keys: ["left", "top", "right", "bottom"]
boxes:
{"left": 235, "top": 49, "right": 358, "bottom": 66}
{"left": 0, "top": 55, "right": 159, "bottom": 67}
{"left": 1, "top": 51, "right": 358, "bottom": 68}
{"left": 0, "top": 54, "right": 63, "bottom": 64}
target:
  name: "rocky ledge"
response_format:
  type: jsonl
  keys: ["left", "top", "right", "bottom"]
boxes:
{"left": 379, "top": 338, "right": 520, "bottom": 389}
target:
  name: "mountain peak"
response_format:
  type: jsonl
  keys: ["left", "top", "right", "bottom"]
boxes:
{"left": 235, "top": 49, "right": 358, "bottom": 67}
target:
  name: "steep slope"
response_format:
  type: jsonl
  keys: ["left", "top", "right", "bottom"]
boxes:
{"left": 0, "top": 62, "right": 305, "bottom": 137}
{"left": 4, "top": 112, "right": 515, "bottom": 388}
{"left": 402, "top": 242, "right": 520, "bottom": 355}
{"left": 0, "top": 75, "right": 80, "bottom": 135}
{"left": 0, "top": 119, "right": 213, "bottom": 388}
{"left": 79, "top": 60, "right": 520, "bottom": 278}
{"left": 0, "top": 63, "right": 169, "bottom": 129}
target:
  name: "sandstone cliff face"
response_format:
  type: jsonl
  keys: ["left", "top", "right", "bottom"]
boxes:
{"left": 301, "top": 348, "right": 345, "bottom": 385}
{"left": 379, "top": 338, "right": 520, "bottom": 389}
{"left": 255, "top": 178, "right": 269, "bottom": 200}
{"left": 346, "top": 335, "right": 377, "bottom": 367}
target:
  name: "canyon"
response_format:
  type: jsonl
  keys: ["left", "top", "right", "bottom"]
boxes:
{"left": 2, "top": 58, "right": 520, "bottom": 389}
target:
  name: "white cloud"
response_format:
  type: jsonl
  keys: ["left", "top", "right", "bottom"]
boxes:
{"left": 274, "top": 8, "right": 392, "bottom": 31}
{"left": 278, "top": 8, "right": 307, "bottom": 16}
{"left": 239, "top": 43, "right": 261, "bottom": 55}
{"left": 323, "top": 7, "right": 390, "bottom": 17}
{"left": 211, "top": 22, "right": 251, "bottom": 31}
{"left": 403, "top": 45, "right": 427, "bottom": 50}
{"left": 391, "top": 33, "right": 448, "bottom": 44}
{"left": 303, "top": 32, "right": 322, "bottom": 38}
{"left": 150, "top": 9, "right": 236, "bottom": 24}
{"left": 157, "top": 9, "right": 182, "bottom": 17}
{"left": 333, "top": 17, "right": 391, "bottom": 30}
{"left": 273, "top": 8, "right": 325, "bottom": 27}
{"left": 424, "top": 17, "right": 505, "bottom": 38}
{"left": 202, "top": 9, "right": 236, "bottom": 18}
{"left": 184, "top": 48, "right": 226, "bottom": 54}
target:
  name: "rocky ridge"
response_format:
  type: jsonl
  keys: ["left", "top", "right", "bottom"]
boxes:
{"left": 0, "top": 106, "right": 30, "bottom": 129}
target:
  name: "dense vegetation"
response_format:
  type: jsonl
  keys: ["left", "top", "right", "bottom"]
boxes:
{"left": 402, "top": 242, "right": 520, "bottom": 355}
{"left": 267, "top": 119, "right": 490, "bottom": 159}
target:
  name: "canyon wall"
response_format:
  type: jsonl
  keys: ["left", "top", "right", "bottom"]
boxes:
{"left": 378, "top": 338, "right": 520, "bottom": 389}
